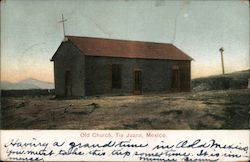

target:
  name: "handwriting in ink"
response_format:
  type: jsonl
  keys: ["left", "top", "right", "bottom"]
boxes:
{"left": 111, "top": 149, "right": 131, "bottom": 158}
{"left": 176, "top": 139, "right": 248, "bottom": 152}
{"left": 4, "top": 138, "right": 49, "bottom": 150}
{"left": 58, "top": 147, "right": 85, "bottom": 156}
{"left": 88, "top": 149, "right": 106, "bottom": 156}
{"left": 3, "top": 138, "right": 249, "bottom": 162}
{"left": 53, "top": 141, "right": 65, "bottom": 147}
{"left": 152, "top": 141, "right": 175, "bottom": 150}
{"left": 68, "top": 139, "right": 148, "bottom": 149}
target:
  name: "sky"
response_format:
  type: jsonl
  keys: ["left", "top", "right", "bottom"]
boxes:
{"left": 1, "top": 0, "right": 249, "bottom": 83}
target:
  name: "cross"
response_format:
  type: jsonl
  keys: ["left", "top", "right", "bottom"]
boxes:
{"left": 59, "top": 14, "right": 67, "bottom": 37}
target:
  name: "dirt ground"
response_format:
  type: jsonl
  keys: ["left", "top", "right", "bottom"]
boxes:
{"left": 1, "top": 89, "right": 249, "bottom": 129}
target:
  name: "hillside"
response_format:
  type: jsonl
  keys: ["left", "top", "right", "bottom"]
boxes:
{"left": 1, "top": 78, "right": 54, "bottom": 90}
{"left": 192, "top": 70, "right": 250, "bottom": 91}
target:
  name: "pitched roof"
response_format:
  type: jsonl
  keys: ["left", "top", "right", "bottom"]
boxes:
{"left": 53, "top": 36, "right": 193, "bottom": 61}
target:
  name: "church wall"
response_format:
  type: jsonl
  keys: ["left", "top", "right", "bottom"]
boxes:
{"left": 85, "top": 56, "right": 191, "bottom": 96}
{"left": 53, "top": 41, "right": 85, "bottom": 97}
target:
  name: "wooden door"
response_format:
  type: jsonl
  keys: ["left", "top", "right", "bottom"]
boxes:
{"left": 134, "top": 70, "right": 142, "bottom": 94}
{"left": 171, "top": 69, "right": 180, "bottom": 91}
{"left": 65, "top": 70, "right": 72, "bottom": 96}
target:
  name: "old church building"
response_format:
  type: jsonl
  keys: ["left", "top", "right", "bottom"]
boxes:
{"left": 51, "top": 36, "right": 193, "bottom": 97}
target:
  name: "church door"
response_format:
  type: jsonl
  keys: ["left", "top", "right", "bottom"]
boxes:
{"left": 65, "top": 70, "right": 72, "bottom": 96}
{"left": 171, "top": 67, "right": 180, "bottom": 92}
{"left": 134, "top": 70, "right": 142, "bottom": 94}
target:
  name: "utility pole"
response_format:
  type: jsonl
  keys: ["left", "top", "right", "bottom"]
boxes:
{"left": 219, "top": 47, "right": 225, "bottom": 74}
{"left": 59, "top": 14, "right": 67, "bottom": 37}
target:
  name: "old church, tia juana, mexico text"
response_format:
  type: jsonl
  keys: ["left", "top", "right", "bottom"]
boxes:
{"left": 51, "top": 36, "right": 193, "bottom": 97}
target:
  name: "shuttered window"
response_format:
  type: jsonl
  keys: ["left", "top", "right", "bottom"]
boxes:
{"left": 112, "top": 64, "right": 121, "bottom": 89}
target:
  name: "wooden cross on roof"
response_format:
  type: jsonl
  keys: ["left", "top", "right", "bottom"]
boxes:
{"left": 59, "top": 14, "right": 67, "bottom": 37}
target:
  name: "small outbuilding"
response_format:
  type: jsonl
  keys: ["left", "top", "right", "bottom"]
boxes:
{"left": 51, "top": 36, "right": 193, "bottom": 97}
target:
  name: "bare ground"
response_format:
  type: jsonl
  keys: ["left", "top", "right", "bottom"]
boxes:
{"left": 1, "top": 89, "right": 249, "bottom": 129}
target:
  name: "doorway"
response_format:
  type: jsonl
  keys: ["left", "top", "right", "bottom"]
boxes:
{"left": 65, "top": 70, "right": 72, "bottom": 96}
{"left": 134, "top": 70, "right": 142, "bottom": 94}
{"left": 171, "top": 67, "right": 180, "bottom": 91}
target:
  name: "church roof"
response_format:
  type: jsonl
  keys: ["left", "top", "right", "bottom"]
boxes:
{"left": 52, "top": 36, "right": 193, "bottom": 61}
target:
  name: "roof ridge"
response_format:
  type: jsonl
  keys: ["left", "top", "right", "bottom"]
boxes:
{"left": 66, "top": 35, "right": 173, "bottom": 46}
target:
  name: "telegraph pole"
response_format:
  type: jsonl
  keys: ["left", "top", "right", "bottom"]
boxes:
{"left": 219, "top": 47, "right": 225, "bottom": 74}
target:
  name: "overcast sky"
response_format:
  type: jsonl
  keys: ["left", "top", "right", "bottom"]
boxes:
{"left": 1, "top": 0, "right": 249, "bottom": 83}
